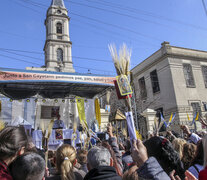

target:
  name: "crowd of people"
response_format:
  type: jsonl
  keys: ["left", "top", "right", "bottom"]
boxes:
{"left": 0, "top": 123, "right": 207, "bottom": 180}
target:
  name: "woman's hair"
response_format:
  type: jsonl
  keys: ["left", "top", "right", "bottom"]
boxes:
{"left": 0, "top": 126, "right": 28, "bottom": 161}
{"left": 101, "top": 141, "right": 123, "bottom": 177}
{"left": 181, "top": 143, "right": 197, "bottom": 170}
{"left": 144, "top": 136, "right": 185, "bottom": 179}
{"left": 202, "top": 134, "right": 207, "bottom": 167}
{"left": 172, "top": 138, "right": 186, "bottom": 159}
{"left": 77, "top": 149, "right": 87, "bottom": 165}
{"left": 191, "top": 140, "right": 204, "bottom": 166}
{"left": 56, "top": 144, "right": 76, "bottom": 180}
{"left": 122, "top": 165, "right": 138, "bottom": 180}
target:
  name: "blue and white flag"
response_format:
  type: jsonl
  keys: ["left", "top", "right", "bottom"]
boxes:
{"left": 160, "top": 113, "right": 169, "bottom": 128}
{"left": 191, "top": 112, "right": 198, "bottom": 126}
{"left": 160, "top": 112, "right": 165, "bottom": 122}
{"left": 163, "top": 121, "right": 168, "bottom": 128}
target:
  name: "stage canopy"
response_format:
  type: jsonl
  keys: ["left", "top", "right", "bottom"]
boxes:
{"left": 0, "top": 68, "right": 115, "bottom": 99}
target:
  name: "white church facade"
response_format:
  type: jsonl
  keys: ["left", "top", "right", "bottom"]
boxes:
{"left": 26, "top": 0, "right": 75, "bottom": 72}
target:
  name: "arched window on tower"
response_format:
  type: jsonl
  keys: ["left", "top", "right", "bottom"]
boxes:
{"left": 56, "top": 22, "right": 62, "bottom": 34}
{"left": 57, "top": 48, "right": 63, "bottom": 62}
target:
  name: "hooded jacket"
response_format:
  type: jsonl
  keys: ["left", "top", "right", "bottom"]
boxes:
{"left": 83, "top": 166, "right": 121, "bottom": 180}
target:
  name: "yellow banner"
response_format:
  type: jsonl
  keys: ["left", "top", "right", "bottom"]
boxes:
{"left": 169, "top": 113, "right": 173, "bottom": 123}
{"left": 76, "top": 98, "right": 88, "bottom": 128}
{"left": 95, "top": 98, "right": 101, "bottom": 128}
{"left": 195, "top": 112, "right": 199, "bottom": 121}
{"left": 187, "top": 113, "right": 190, "bottom": 121}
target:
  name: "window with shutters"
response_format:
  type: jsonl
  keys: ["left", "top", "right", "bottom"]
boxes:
{"left": 56, "top": 22, "right": 62, "bottom": 34}
{"left": 57, "top": 48, "right": 63, "bottom": 62}
{"left": 183, "top": 64, "right": 195, "bottom": 87}
{"left": 138, "top": 77, "right": 147, "bottom": 99}
{"left": 202, "top": 66, "right": 207, "bottom": 88}
{"left": 150, "top": 70, "right": 160, "bottom": 94}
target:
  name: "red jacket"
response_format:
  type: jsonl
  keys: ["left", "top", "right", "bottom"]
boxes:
{"left": 199, "top": 166, "right": 207, "bottom": 180}
{"left": 0, "top": 161, "right": 13, "bottom": 180}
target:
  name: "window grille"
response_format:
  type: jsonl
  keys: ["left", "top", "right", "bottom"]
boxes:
{"left": 56, "top": 22, "right": 62, "bottom": 34}
{"left": 202, "top": 66, "right": 207, "bottom": 88}
{"left": 183, "top": 64, "right": 195, "bottom": 87}
{"left": 138, "top": 77, "right": 147, "bottom": 99}
{"left": 57, "top": 48, "right": 63, "bottom": 62}
{"left": 150, "top": 70, "right": 160, "bottom": 94}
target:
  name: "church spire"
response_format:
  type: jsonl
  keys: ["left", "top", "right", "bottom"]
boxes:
{"left": 51, "top": 0, "right": 65, "bottom": 8}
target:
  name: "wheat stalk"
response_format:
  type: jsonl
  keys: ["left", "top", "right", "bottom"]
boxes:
{"left": 109, "top": 43, "right": 131, "bottom": 76}
{"left": 47, "top": 119, "right": 54, "bottom": 139}
{"left": 0, "top": 120, "right": 5, "bottom": 131}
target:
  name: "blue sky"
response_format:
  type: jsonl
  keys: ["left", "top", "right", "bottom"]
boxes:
{"left": 0, "top": 0, "right": 207, "bottom": 76}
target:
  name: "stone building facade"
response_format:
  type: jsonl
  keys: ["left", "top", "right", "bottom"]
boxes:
{"left": 131, "top": 42, "right": 207, "bottom": 134}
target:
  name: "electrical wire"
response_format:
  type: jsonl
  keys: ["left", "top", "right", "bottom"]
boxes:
{"left": 66, "top": 0, "right": 179, "bottom": 32}
{"left": 14, "top": 0, "right": 162, "bottom": 41}
{"left": 0, "top": 49, "right": 116, "bottom": 74}
{"left": 70, "top": 12, "right": 162, "bottom": 42}
{"left": 7, "top": 0, "right": 161, "bottom": 48}
{"left": 0, "top": 48, "right": 113, "bottom": 63}
{"left": 0, "top": 53, "right": 42, "bottom": 66}
{"left": 86, "top": 0, "right": 207, "bottom": 32}
{"left": 202, "top": 0, "right": 207, "bottom": 16}
{"left": 10, "top": 0, "right": 43, "bottom": 13}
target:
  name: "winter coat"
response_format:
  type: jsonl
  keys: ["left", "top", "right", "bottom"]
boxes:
{"left": 137, "top": 157, "right": 170, "bottom": 180}
{"left": 46, "top": 167, "right": 85, "bottom": 180}
{"left": 83, "top": 166, "right": 122, "bottom": 180}
{"left": 0, "top": 161, "right": 13, "bottom": 180}
{"left": 108, "top": 137, "right": 123, "bottom": 171}
{"left": 188, "top": 164, "right": 203, "bottom": 179}
{"left": 122, "top": 151, "right": 133, "bottom": 172}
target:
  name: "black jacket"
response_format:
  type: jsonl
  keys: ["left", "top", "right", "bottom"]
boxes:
{"left": 83, "top": 166, "right": 121, "bottom": 180}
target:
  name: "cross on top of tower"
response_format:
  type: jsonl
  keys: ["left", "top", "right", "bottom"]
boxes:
{"left": 51, "top": 0, "right": 65, "bottom": 8}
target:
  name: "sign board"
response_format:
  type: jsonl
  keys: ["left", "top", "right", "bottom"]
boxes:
{"left": 41, "top": 106, "right": 60, "bottom": 119}
{"left": 0, "top": 69, "right": 115, "bottom": 86}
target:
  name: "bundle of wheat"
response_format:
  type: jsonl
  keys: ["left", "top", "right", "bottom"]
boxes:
{"left": 109, "top": 43, "right": 137, "bottom": 141}
{"left": 108, "top": 44, "right": 131, "bottom": 76}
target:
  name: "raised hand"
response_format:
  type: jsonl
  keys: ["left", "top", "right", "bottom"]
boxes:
{"left": 131, "top": 139, "right": 148, "bottom": 167}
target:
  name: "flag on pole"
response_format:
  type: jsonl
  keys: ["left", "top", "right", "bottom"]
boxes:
{"left": 160, "top": 112, "right": 165, "bottom": 122}
{"left": 191, "top": 112, "right": 198, "bottom": 126}
{"left": 95, "top": 98, "right": 101, "bottom": 129}
{"left": 76, "top": 98, "right": 88, "bottom": 129}
{"left": 187, "top": 113, "right": 190, "bottom": 121}
{"left": 168, "top": 113, "right": 176, "bottom": 127}
{"left": 163, "top": 121, "right": 168, "bottom": 128}
{"left": 159, "top": 112, "right": 167, "bottom": 129}
{"left": 169, "top": 113, "right": 173, "bottom": 123}
{"left": 195, "top": 112, "right": 199, "bottom": 121}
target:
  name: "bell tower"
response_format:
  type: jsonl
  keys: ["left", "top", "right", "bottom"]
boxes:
{"left": 44, "top": 0, "right": 75, "bottom": 72}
